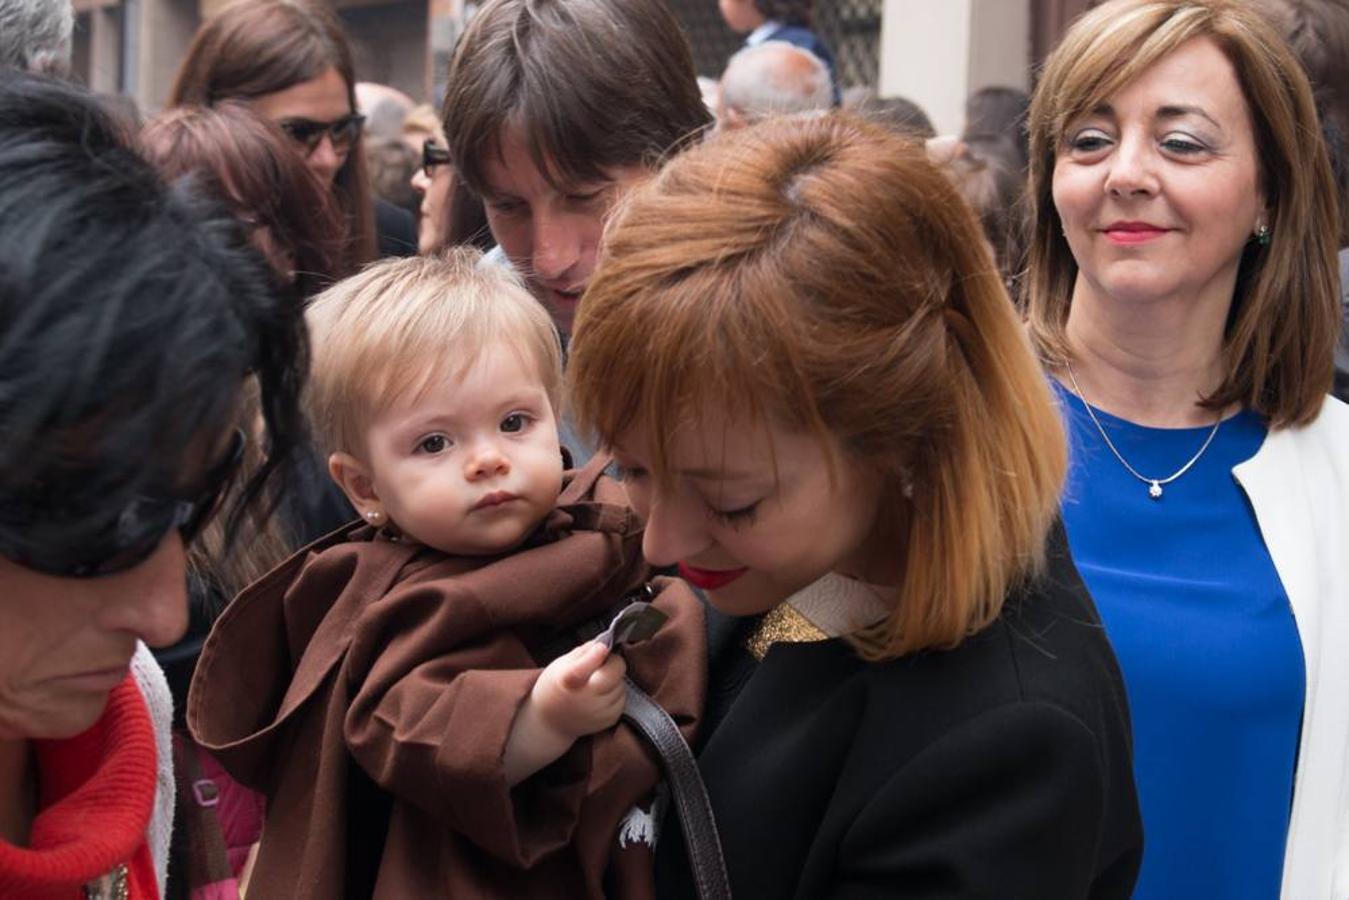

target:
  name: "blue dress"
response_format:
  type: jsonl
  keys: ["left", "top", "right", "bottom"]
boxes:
{"left": 1053, "top": 381, "right": 1304, "bottom": 898}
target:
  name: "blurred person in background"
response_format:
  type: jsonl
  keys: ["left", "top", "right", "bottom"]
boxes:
{"left": 718, "top": 0, "right": 838, "bottom": 103}
{"left": 715, "top": 41, "right": 833, "bottom": 130}
{"left": 169, "top": 0, "right": 415, "bottom": 266}
{"left": 140, "top": 101, "right": 354, "bottom": 549}
{"left": 364, "top": 134, "right": 419, "bottom": 216}
{"left": 355, "top": 81, "right": 413, "bottom": 144}
{"left": 0, "top": 70, "right": 307, "bottom": 900}
{"left": 844, "top": 90, "right": 937, "bottom": 140}
{"left": 141, "top": 102, "right": 345, "bottom": 302}
{"left": 962, "top": 85, "right": 1031, "bottom": 171}
{"left": 1027, "top": 1, "right": 1349, "bottom": 894}
{"left": 940, "top": 133, "right": 1027, "bottom": 289}
{"left": 401, "top": 102, "right": 440, "bottom": 155}
{"left": 0, "top": 0, "right": 71, "bottom": 74}
{"left": 1256, "top": 0, "right": 1349, "bottom": 400}
{"left": 356, "top": 81, "right": 420, "bottom": 216}
{"left": 138, "top": 101, "right": 351, "bottom": 898}
{"left": 413, "top": 126, "right": 491, "bottom": 254}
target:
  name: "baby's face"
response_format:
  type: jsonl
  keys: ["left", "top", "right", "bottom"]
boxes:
{"left": 362, "top": 342, "right": 564, "bottom": 555}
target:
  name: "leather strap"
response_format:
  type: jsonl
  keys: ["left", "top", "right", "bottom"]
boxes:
{"left": 622, "top": 678, "right": 732, "bottom": 900}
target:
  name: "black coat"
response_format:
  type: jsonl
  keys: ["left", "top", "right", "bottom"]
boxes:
{"left": 656, "top": 523, "right": 1142, "bottom": 899}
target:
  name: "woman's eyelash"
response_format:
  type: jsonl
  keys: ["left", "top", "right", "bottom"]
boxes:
{"left": 710, "top": 503, "right": 760, "bottom": 528}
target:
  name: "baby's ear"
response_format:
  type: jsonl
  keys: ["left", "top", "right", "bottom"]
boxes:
{"left": 329, "top": 452, "right": 381, "bottom": 516}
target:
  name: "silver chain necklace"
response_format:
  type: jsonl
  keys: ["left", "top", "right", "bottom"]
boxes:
{"left": 1064, "top": 361, "right": 1222, "bottom": 500}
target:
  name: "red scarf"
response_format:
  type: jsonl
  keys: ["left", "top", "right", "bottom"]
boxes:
{"left": 0, "top": 675, "right": 160, "bottom": 899}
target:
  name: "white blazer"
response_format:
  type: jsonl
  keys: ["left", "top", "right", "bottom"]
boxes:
{"left": 1234, "top": 396, "right": 1349, "bottom": 899}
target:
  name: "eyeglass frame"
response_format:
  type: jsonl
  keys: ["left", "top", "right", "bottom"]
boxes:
{"left": 422, "top": 141, "right": 452, "bottom": 178}
{"left": 0, "top": 428, "right": 247, "bottom": 578}
{"left": 277, "top": 112, "right": 366, "bottom": 158}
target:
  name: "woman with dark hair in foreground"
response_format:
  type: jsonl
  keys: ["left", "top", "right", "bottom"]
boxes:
{"left": 0, "top": 71, "right": 308, "bottom": 899}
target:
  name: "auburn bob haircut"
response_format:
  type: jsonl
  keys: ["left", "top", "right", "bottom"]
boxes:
{"left": 1026, "top": 0, "right": 1341, "bottom": 428}
{"left": 568, "top": 114, "right": 1067, "bottom": 659}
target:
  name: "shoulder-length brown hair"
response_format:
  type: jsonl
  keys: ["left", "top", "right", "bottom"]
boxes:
{"left": 169, "top": 0, "right": 375, "bottom": 271}
{"left": 1025, "top": 0, "right": 1341, "bottom": 428}
{"left": 140, "top": 102, "right": 347, "bottom": 295}
{"left": 568, "top": 113, "right": 1066, "bottom": 659}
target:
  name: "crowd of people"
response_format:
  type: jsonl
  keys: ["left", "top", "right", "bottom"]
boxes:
{"left": 1, "top": 0, "right": 1348, "bottom": 898}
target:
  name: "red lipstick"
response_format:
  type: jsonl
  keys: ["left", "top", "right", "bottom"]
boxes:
{"left": 678, "top": 562, "right": 749, "bottom": 590}
{"left": 1102, "top": 220, "right": 1169, "bottom": 245}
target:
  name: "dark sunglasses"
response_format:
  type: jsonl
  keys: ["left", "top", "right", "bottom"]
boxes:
{"left": 278, "top": 113, "right": 366, "bottom": 157}
{"left": 422, "top": 140, "right": 451, "bottom": 177}
{"left": 0, "top": 429, "right": 246, "bottom": 578}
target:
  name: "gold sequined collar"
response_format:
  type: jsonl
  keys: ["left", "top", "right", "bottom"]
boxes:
{"left": 745, "top": 603, "right": 828, "bottom": 660}
{"left": 743, "top": 573, "right": 893, "bottom": 661}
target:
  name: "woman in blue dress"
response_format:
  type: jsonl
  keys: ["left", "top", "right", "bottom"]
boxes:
{"left": 1024, "top": 0, "right": 1349, "bottom": 895}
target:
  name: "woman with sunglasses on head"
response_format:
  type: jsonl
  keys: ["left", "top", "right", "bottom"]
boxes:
{"left": 170, "top": 0, "right": 417, "bottom": 271}
{"left": 1026, "top": 1, "right": 1349, "bottom": 895}
{"left": 0, "top": 71, "right": 308, "bottom": 899}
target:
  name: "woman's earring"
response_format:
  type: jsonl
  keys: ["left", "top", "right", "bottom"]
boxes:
{"left": 365, "top": 509, "right": 386, "bottom": 526}
{"left": 1255, "top": 223, "right": 1271, "bottom": 246}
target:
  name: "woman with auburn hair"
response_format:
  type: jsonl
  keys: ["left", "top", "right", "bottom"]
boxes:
{"left": 169, "top": 0, "right": 413, "bottom": 271}
{"left": 568, "top": 113, "right": 1142, "bottom": 898}
{"left": 1025, "top": 0, "right": 1349, "bottom": 895}
{"left": 140, "top": 102, "right": 345, "bottom": 300}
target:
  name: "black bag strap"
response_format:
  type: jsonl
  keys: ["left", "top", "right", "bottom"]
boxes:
{"left": 621, "top": 677, "right": 732, "bottom": 900}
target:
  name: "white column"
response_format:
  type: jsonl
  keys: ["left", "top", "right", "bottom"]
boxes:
{"left": 878, "top": 0, "right": 1030, "bottom": 136}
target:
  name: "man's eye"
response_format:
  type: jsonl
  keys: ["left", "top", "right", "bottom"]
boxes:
{"left": 501, "top": 413, "right": 530, "bottom": 433}
{"left": 417, "top": 434, "right": 450, "bottom": 454}
{"left": 567, "top": 190, "right": 604, "bottom": 205}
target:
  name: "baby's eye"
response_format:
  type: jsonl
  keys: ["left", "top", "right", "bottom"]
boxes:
{"left": 500, "top": 412, "right": 531, "bottom": 433}
{"left": 417, "top": 434, "right": 450, "bottom": 454}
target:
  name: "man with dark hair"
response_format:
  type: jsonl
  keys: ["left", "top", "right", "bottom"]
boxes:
{"left": 441, "top": 0, "right": 712, "bottom": 337}
{"left": 0, "top": 70, "right": 309, "bottom": 895}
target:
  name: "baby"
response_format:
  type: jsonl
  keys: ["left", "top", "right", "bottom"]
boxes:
{"left": 187, "top": 250, "right": 704, "bottom": 898}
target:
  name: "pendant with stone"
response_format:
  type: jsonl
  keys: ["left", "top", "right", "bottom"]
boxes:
{"left": 1148, "top": 481, "right": 1163, "bottom": 500}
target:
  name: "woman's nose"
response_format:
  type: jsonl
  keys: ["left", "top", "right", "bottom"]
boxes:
{"left": 1104, "top": 135, "right": 1159, "bottom": 197}
{"left": 640, "top": 493, "right": 710, "bottom": 569}
{"left": 99, "top": 532, "right": 190, "bottom": 648}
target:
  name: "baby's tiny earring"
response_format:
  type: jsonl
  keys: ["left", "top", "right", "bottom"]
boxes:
{"left": 365, "top": 509, "right": 386, "bottom": 527}
{"left": 1255, "top": 223, "right": 1271, "bottom": 246}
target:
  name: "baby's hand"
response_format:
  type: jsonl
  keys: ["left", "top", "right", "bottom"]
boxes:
{"left": 531, "top": 641, "right": 628, "bottom": 741}
{"left": 502, "top": 642, "right": 628, "bottom": 785}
